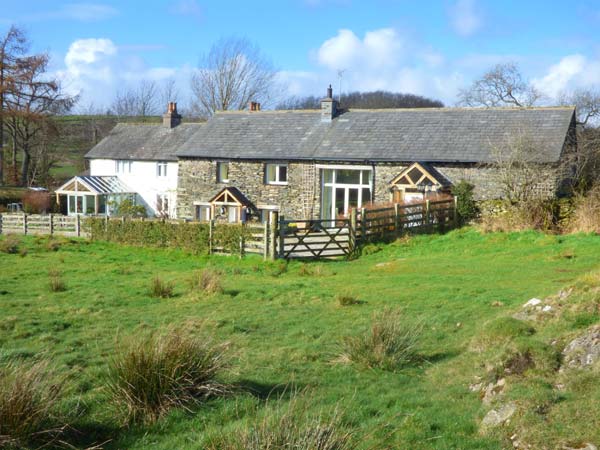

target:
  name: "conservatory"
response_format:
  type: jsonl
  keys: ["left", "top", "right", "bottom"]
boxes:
{"left": 55, "top": 176, "right": 136, "bottom": 216}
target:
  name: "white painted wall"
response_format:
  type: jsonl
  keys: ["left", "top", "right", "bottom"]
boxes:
{"left": 89, "top": 158, "right": 179, "bottom": 218}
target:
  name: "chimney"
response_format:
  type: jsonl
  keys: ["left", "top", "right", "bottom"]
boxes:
{"left": 163, "top": 102, "right": 182, "bottom": 128}
{"left": 248, "top": 101, "right": 261, "bottom": 111}
{"left": 320, "top": 84, "right": 337, "bottom": 122}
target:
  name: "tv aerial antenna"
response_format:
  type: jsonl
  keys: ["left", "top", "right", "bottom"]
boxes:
{"left": 337, "top": 69, "right": 346, "bottom": 104}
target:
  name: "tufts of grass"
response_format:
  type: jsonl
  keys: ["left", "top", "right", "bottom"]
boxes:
{"left": 0, "top": 235, "right": 20, "bottom": 254}
{"left": 340, "top": 308, "right": 422, "bottom": 371}
{"left": 0, "top": 360, "right": 67, "bottom": 448}
{"left": 336, "top": 293, "right": 361, "bottom": 306}
{"left": 190, "top": 269, "right": 223, "bottom": 295}
{"left": 204, "top": 391, "right": 355, "bottom": 450}
{"left": 48, "top": 269, "right": 66, "bottom": 293}
{"left": 150, "top": 276, "right": 174, "bottom": 298}
{"left": 472, "top": 317, "right": 536, "bottom": 352}
{"left": 106, "top": 329, "right": 230, "bottom": 424}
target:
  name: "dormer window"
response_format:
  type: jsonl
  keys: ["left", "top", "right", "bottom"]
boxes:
{"left": 217, "top": 161, "right": 229, "bottom": 183}
{"left": 116, "top": 160, "right": 131, "bottom": 174}
{"left": 265, "top": 163, "right": 288, "bottom": 185}
{"left": 157, "top": 161, "right": 168, "bottom": 177}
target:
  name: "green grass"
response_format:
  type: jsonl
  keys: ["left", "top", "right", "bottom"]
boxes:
{"left": 1, "top": 229, "right": 600, "bottom": 449}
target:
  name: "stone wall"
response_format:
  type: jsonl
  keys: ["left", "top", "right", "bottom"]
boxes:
{"left": 177, "top": 158, "right": 565, "bottom": 220}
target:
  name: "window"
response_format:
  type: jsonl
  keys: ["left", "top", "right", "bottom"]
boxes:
{"left": 217, "top": 161, "right": 229, "bottom": 183}
{"left": 265, "top": 164, "right": 288, "bottom": 185}
{"left": 320, "top": 167, "right": 372, "bottom": 220}
{"left": 115, "top": 160, "right": 131, "bottom": 174}
{"left": 157, "top": 161, "right": 168, "bottom": 177}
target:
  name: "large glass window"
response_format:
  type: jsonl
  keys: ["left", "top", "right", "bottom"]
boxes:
{"left": 321, "top": 168, "right": 372, "bottom": 220}
{"left": 265, "top": 164, "right": 288, "bottom": 184}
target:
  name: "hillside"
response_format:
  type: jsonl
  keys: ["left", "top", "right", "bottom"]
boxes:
{"left": 0, "top": 229, "right": 599, "bottom": 448}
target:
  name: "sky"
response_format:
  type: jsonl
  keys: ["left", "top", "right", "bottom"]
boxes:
{"left": 3, "top": 0, "right": 600, "bottom": 112}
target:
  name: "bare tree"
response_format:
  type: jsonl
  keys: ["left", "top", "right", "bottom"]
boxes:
{"left": 111, "top": 80, "right": 158, "bottom": 117}
{"left": 159, "top": 78, "right": 179, "bottom": 109}
{"left": 458, "top": 62, "right": 541, "bottom": 108}
{"left": 0, "top": 26, "right": 28, "bottom": 185}
{"left": 5, "top": 53, "right": 76, "bottom": 185}
{"left": 559, "top": 88, "right": 600, "bottom": 126}
{"left": 190, "top": 37, "right": 277, "bottom": 117}
{"left": 489, "top": 131, "right": 548, "bottom": 204}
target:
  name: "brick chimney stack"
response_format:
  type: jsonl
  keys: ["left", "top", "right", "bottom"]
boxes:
{"left": 163, "top": 102, "right": 182, "bottom": 128}
{"left": 320, "top": 84, "right": 338, "bottom": 122}
{"left": 248, "top": 101, "right": 261, "bottom": 111}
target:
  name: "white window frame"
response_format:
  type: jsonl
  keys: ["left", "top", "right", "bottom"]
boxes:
{"left": 157, "top": 161, "right": 168, "bottom": 177}
{"left": 321, "top": 166, "right": 373, "bottom": 220}
{"left": 216, "top": 161, "right": 229, "bottom": 183}
{"left": 156, "top": 193, "right": 169, "bottom": 216}
{"left": 264, "top": 163, "right": 288, "bottom": 185}
{"left": 115, "top": 160, "right": 132, "bottom": 174}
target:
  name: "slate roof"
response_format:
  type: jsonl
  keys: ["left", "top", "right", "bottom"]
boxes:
{"left": 85, "top": 123, "right": 203, "bottom": 162}
{"left": 175, "top": 107, "right": 575, "bottom": 164}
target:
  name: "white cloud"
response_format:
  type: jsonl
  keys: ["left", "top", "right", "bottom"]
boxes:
{"left": 449, "top": 0, "right": 482, "bottom": 37}
{"left": 532, "top": 54, "right": 596, "bottom": 98}
{"left": 57, "top": 38, "right": 188, "bottom": 109}
{"left": 317, "top": 28, "right": 403, "bottom": 71}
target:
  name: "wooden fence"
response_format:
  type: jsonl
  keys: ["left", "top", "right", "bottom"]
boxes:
{"left": 0, "top": 213, "right": 84, "bottom": 237}
{"left": 0, "top": 197, "right": 457, "bottom": 260}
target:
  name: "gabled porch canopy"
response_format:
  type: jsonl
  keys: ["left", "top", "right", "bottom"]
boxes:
{"left": 209, "top": 187, "right": 255, "bottom": 223}
{"left": 55, "top": 176, "right": 135, "bottom": 215}
{"left": 390, "top": 162, "right": 451, "bottom": 191}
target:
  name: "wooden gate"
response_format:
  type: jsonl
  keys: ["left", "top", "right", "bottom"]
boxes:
{"left": 278, "top": 218, "right": 355, "bottom": 259}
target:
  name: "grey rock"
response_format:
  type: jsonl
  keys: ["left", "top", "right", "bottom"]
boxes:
{"left": 562, "top": 325, "right": 600, "bottom": 370}
{"left": 481, "top": 402, "right": 517, "bottom": 429}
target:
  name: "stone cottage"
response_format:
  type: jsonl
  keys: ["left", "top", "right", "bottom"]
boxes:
{"left": 175, "top": 88, "right": 576, "bottom": 222}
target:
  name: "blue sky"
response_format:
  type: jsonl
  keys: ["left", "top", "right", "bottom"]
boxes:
{"left": 3, "top": 0, "right": 600, "bottom": 110}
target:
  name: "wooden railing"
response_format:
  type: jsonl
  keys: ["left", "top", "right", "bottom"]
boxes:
{"left": 0, "top": 197, "right": 458, "bottom": 260}
{"left": 0, "top": 213, "right": 84, "bottom": 237}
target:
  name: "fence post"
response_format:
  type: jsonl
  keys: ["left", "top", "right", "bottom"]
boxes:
{"left": 263, "top": 221, "right": 269, "bottom": 261}
{"left": 239, "top": 226, "right": 245, "bottom": 259}
{"left": 394, "top": 203, "right": 400, "bottom": 235}
{"left": 49, "top": 214, "right": 54, "bottom": 236}
{"left": 453, "top": 196, "right": 459, "bottom": 228}
{"left": 360, "top": 207, "right": 366, "bottom": 242}
{"left": 23, "top": 213, "right": 27, "bottom": 235}
{"left": 76, "top": 214, "right": 81, "bottom": 237}
{"left": 208, "top": 219, "right": 214, "bottom": 255}
{"left": 104, "top": 215, "right": 109, "bottom": 234}
{"left": 278, "top": 215, "right": 285, "bottom": 259}
{"left": 0, "top": 214, "right": 2, "bottom": 235}
{"left": 269, "top": 211, "right": 278, "bottom": 260}
{"left": 349, "top": 208, "right": 357, "bottom": 254}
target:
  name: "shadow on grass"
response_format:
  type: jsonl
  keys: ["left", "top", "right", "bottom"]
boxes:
{"left": 421, "top": 349, "right": 462, "bottom": 365}
{"left": 234, "top": 379, "right": 304, "bottom": 400}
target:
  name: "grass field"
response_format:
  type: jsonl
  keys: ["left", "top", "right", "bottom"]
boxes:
{"left": 1, "top": 229, "right": 600, "bottom": 449}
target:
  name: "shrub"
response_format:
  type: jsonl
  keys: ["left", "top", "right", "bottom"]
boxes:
{"left": 190, "top": 269, "right": 223, "bottom": 294}
{"left": 204, "top": 392, "right": 354, "bottom": 450}
{"left": 451, "top": 180, "right": 478, "bottom": 224}
{"left": 336, "top": 294, "right": 360, "bottom": 306}
{"left": 48, "top": 269, "right": 66, "bottom": 293}
{"left": 340, "top": 308, "right": 422, "bottom": 371}
{"left": 22, "top": 191, "right": 52, "bottom": 214}
{"left": 361, "top": 243, "right": 382, "bottom": 255}
{"left": 568, "top": 185, "right": 600, "bottom": 233}
{"left": 0, "top": 235, "right": 20, "bottom": 254}
{"left": 112, "top": 198, "right": 147, "bottom": 218}
{"left": 107, "top": 330, "right": 229, "bottom": 424}
{"left": 150, "top": 276, "right": 174, "bottom": 298}
{"left": 479, "top": 199, "right": 556, "bottom": 233}
{"left": 0, "top": 360, "right": 66, "bottom": 448}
